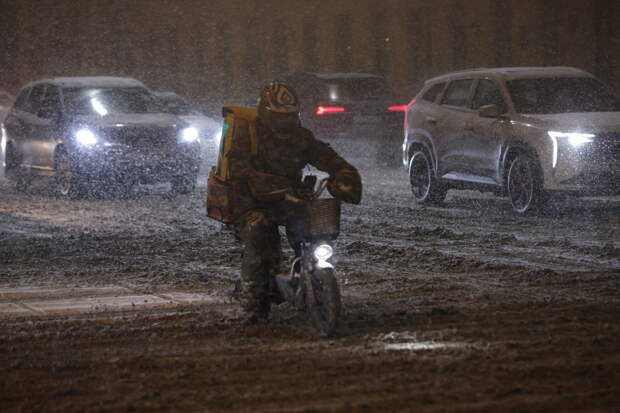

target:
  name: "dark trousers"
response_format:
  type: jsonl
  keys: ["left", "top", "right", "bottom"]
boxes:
{"left": 238, "top": 210, "right": 287, "bottom": 315}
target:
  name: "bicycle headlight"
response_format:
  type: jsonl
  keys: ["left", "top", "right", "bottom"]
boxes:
{"left": 313, "top": 244, "right": 333, "bottom": 262}
{"left": 180, "top": 127, "right": 199, "bottom": 143}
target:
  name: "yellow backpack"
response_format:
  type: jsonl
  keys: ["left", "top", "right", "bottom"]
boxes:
{"left": 206, "top": 106, "right": 259, "bottom": 223}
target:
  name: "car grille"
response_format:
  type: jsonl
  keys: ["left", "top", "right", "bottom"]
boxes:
{"left": 106, "top": 126, "right": 177, "bottom": 151}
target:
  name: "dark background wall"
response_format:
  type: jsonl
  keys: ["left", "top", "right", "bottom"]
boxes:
{"left": 0, "top": 0, "right": 618, "bottom": 113}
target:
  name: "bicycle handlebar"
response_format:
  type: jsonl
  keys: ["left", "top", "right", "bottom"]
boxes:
{"left": 312, "top": 177, "right": 330, "bottom": 200}
{"left": 285, "top": 177, "right": 332, "bottom": 204}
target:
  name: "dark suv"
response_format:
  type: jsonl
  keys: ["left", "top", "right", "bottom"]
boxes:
{"left": 3, "top": 77, "right": 201, "bottom": 197}
{"left": 278, "top": 72, "right": 406, "bottom": 163}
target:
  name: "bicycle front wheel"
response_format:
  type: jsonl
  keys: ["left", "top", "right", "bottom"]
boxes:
{"left": 304, "top": 267, "right": 341, "bottom": 338}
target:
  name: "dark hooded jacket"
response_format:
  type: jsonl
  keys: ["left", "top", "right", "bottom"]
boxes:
{"left": 227, "top": 119, "right": 361, "bottom": 215}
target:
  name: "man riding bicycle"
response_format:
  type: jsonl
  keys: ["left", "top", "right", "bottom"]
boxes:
{"left": 228, "top": 81, "right": 362, "bottom": 324}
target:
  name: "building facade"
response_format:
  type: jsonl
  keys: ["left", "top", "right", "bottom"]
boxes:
{"left": 0, "top": 0, "right": 618, "bottom": 112}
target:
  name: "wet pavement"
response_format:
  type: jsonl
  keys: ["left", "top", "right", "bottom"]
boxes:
{"left": 1, "top": 164, "right": 619, "bottom": 412}
{"left": 0, "top": 286, "right": 227, "bottom": 318}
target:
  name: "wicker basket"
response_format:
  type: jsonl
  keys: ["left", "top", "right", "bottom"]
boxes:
{"left": 289, "top": 198, "right": 341, "bottom": 241}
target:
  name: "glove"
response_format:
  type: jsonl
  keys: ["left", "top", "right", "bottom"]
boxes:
{"left": 328, "top": 170, "right": 362, "bottom": 204}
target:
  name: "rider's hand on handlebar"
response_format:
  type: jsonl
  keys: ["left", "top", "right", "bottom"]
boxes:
{"left": 328, "top": 172, "right": 362, "bottom": 204}
{"left": 334, "top": 182, "right": 353, "bottom": 193}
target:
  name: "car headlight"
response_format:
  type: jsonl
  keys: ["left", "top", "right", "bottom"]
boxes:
{"left": 547, "top": 131, "right": 595, "bottom": 168}
{"left": 180, "top": 127, "right": 199, "bottom": 143}
{"left": 548, "top": 131, "right": 594, "bottom": 147}
{"left": 75, "top": 129, "right": 98, "bottom": 146}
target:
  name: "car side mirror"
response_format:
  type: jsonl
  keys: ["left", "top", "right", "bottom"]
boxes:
{"left": 478, "top": 104, "right": 502, "bottom": 118}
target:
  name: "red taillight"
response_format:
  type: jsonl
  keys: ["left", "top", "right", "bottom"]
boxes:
{"left": 387, "top": 105, "right": 408, "bottom": 112}
{"left": 407, "top": 98, "right": 416, "bottom": 107}
{"left": 315, "top": 106, "right": 345, "bottom": 115}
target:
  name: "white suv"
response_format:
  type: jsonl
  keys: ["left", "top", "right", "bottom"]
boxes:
{"left": 402, "top": 67, "right": 620, "bottom": 213}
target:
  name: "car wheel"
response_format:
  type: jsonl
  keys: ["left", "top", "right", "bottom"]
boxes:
{"left": 5, "top": 143, "right": 30, "bottom": 192}
{"left": 54, "top": 150, "right": 86, "bottom": 198}
{"left": 409, "top": 149, "right": 447, "bottom": 205}
{"left": 506, "top": 154, "right": 543, "bottom": 214}
{"left": 5, "top": 143, "right": 19, "bottom": 173}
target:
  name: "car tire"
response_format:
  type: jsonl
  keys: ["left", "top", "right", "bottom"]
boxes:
{"left": 54, "top": 150, "right": 87, "bottom": 199}
{"left": 5, "top": 142, "right": 18, "bottom": 174}
{"left": 5, "top": 143, "right": 30, "bottom": 192}
{"left": 506, "top": 153, "right": 544, "bottom": 214}
{"left": 408, "top": 149, "right": 447, "bottom": 205}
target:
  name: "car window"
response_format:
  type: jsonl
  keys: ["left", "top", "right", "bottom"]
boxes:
{"left": 159, "top": 95, "right": 200, "bottom": 116}
{"left": 27, "top": 84, "right": 47, "bottom": 115}
{"left": 12, "top": 87, "right": 32, "bottom": 112}
{"left": 287, "top": 79, "right": 314, "bottom": 99}
{"left": 40, "top": 86, "right": 62, "bottom": 117}
{"left": 441, "top": 79, "right": 474, "bottom": 107}
{"left": 472, "top": 79, "right": 507, "bottom": 113}
{"left": 507, "top": 77, "right": 620, "bottom": 114}
{"left": 321, "top": 77, "right": 391, "bottom": 101}
{"left": 63, "top": 87, "right": 161, "bottom": 115}
{"left": 421, "top": 82, "right": 445, "bottom": 103}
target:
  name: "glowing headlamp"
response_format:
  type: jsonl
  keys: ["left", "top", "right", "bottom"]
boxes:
{"left": 548, "top": 131, "right": 595, "bottom": 168}
{"left": 75, "top": 129, "right": 98, "bottom": 146}
{"left": 314, "top": 244, "right": 333, "bottom": 261}
{"left": 180, "top": 127, "right": 199, "bottom": 143}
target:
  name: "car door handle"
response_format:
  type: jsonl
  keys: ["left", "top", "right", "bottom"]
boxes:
{"left": 426, "top": 116, "right": 437, "bottom": 124}
{"left": 462, "top": 121, "right": 473, "bottom": 131}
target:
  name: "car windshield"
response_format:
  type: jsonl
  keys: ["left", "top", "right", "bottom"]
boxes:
{"left": 506, "top": 77, "right": 620, "bottom": 114}
{"left": 159, "top": 96, "right": 200, "bottom": 116}
{"left": 63, "top": 87, "right": 161, "bottom": 116}
{"left": 323, "top": 77, "right": 391, "bottom": 101}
